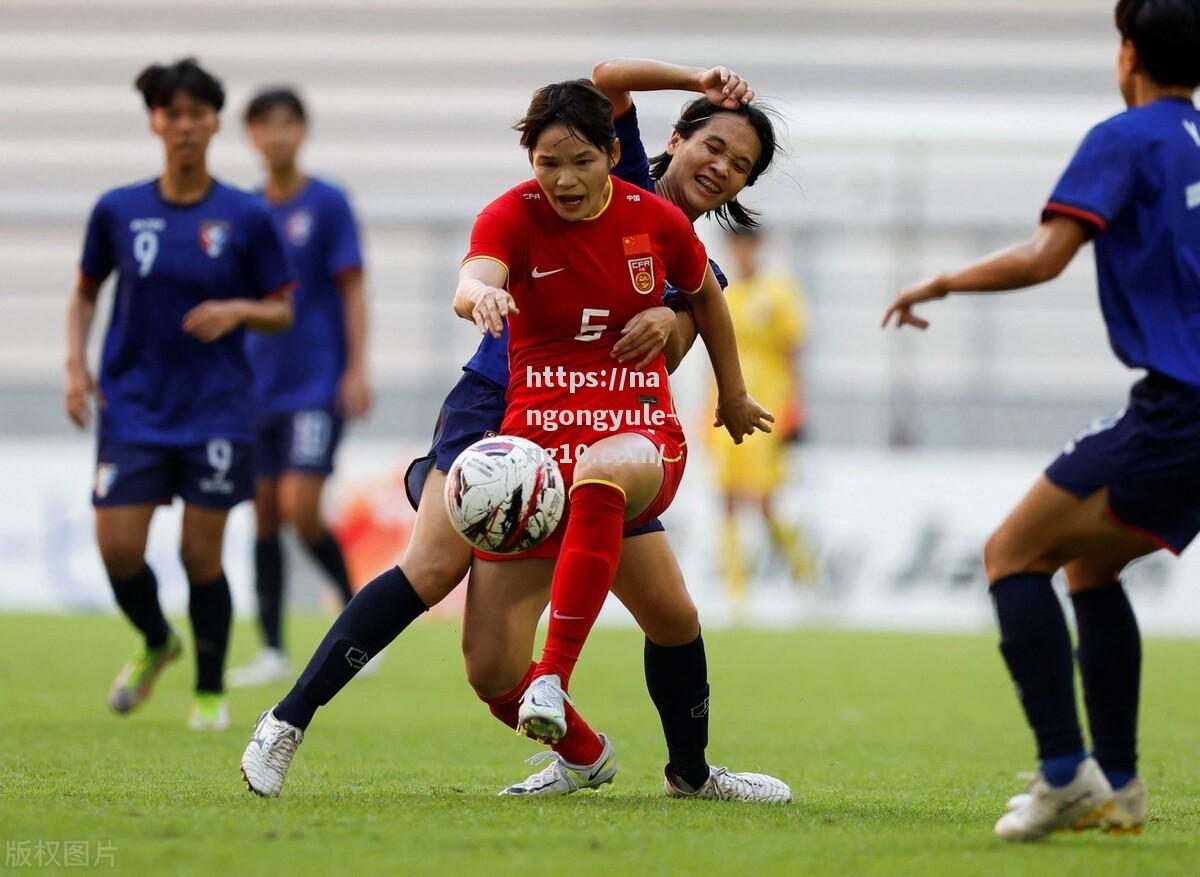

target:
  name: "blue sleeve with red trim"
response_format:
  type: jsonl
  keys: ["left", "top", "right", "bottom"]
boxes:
{"left": 80, "top": 194, "right": 115, "bottom": 282}
{"left": 1042, "top": 120, "right": 1135, "bottom": 234}
{"left": 612, "top": 104, "right": 653, "bottom": 193}
{"left": 246, "top": 200, "right": 294, "bottom": 297}
{"left": 324, "top": 187, "right": 364, "bottom": 278}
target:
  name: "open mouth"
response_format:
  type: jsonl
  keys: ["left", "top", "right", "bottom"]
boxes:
{"left": 557, "top": 193, "right": 586, "bottom": 208}
{"left": 694, "top": 175, "right": 722, "bottom": 197}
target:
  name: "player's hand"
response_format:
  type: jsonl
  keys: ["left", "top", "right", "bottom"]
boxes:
{"left": 65, "top": 364, "right": 104, "bottom": 429}
{"left": 471, "top": 285, "right": 519, "bottom": 338}
{"left": 183, "top": 300, "right": 244, "bottom": 342}
{"left": 611, "top": 307, "right": 676, "bottom": 369}
{"left": 881, "top": 276, "right": 948, "bottom": 331}
{"left": 698, "top": 66, "right": 754, "bottom": 109}
{"left": 337, "top": 367, "right": 373, "bottom": 420}
{"left": 714, "top": 393, "right": 774, "bottom": 444}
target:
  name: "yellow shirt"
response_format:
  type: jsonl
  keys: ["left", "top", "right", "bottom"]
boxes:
{"left": 721, "top": 273, "right": 807, "bottom": 415}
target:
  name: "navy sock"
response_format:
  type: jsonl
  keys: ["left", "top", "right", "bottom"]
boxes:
{"left": 254, "top": 536, "right": 285, "bottom": 651}
{"left": 991, "top": 572, "right": 1085, "bottom": 781}
{"left": 305, "top": 529, "right": 354, "bottom": 605}
{"left": 109, "top": 564, "right": 170, "bottom": 649}
{"left": 188, "top": 573, "right": 233, "bottom": 694}
{"left": 644, "top": 634, "right": 711, "bottom": 790}
{"left": 274, "top": 566, "right": 427, "bottom": 730}
{"left": 1071, "top": 581, "right": 1141, "bottom": 784}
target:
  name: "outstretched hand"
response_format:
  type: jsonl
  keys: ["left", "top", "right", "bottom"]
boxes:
{"left": 881, "top": 277, "right": 948, "bottom": 331}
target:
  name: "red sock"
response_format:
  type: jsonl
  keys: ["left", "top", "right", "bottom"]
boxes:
{"left": 552, "top": 703, "right": 605, "bottom": 766}
{"left": 535, "top": 480, "right": 626, "bottom": 688}
{"left": 478, "top": 662, "right": 536, "bottom": 729}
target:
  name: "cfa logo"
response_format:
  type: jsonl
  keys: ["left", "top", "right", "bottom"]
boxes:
{"left": 627, "top": 256, "right": 654, "bottom": 294}
{"left": 522, "top": 193, "right": 541, "bottom": 200}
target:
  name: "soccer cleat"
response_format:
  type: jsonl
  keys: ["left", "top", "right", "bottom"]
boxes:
{"left": 107, "top": 632, "right": 183, "bottom": 714}
{"left": 499, "top": 733, "right": 617, "bottom": 797}
{"left": 229, "top": 648, "right": 293, "bottom": 688}
{"left": 1007, "top": 774, "right": 1146, "bottom": 834}
{"left": 241, "top": 709, "right": 304, "bottom": 797}
{"left": 187, "top": 693, "right": 230, "bottom": 731}
{"left": 516, "top": 674, "right": 570, "bottom": 744}
{"left": 664, "top": 766, "right": 792, "bottom": 804}
{"left": 994, "top": 757, "right": 1114, "bottom": 841}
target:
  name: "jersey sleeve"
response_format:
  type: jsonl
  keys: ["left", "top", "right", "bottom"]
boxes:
{"left": 612, "top": 103, "right": 653, "bottom": 193}
{"left": 79, "top": 195, "right": 115, "bottom": 283}
{"left": 658, "top": 205, "right": 709, "bottom": 294}
{"left": 1042, "top": 121, "right": 1135, "bottom": 235}
{"left": 246, "top": 202, "right": 295, "bottom": 298}
{"left": 325, "top": 188, "right": 364, "bottom": 278}
{"left": 464, "top": 190, "right": 526, "bottom": 279}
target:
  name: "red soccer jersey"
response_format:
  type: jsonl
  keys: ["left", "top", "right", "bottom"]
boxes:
{"left": 464, "top": 175, "right": 708, "bottom": 470}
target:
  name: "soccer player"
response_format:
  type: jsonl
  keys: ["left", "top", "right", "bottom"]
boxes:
{"left": 710, "top": 227, "right": 815, "bottom": 610}
{"left": 65, "top": 59, "right": 294, "bottom": 730}
{"left": 229, "top": 87, "right": 371, "bottom": 687}
{"left": 243, "top": 68, "right": 789, "bottom": 804}
{"left": 882, "top": 0, "right": 1200, "bottom": 840}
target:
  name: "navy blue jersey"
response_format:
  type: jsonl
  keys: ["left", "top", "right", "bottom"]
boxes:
{"left": 460, "top": 102, "right": 725, "bottom": 384}
{"left": 1043, "top": 97, "right": 1200, "bottom": 385}
{"left": 80, "top": 178, "right": 293, "bottom": 445}
{"left": 245, "top": 177, "right": 363, "bottom": 413}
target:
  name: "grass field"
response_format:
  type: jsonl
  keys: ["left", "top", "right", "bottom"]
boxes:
{"left": 2, "top": 615, "right": 1197, "bottom": 876}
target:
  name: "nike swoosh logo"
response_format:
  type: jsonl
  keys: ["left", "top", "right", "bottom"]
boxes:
{"left": 532, "top": 267, "right": 565, "bottom": 279}
{"left": 552, "top": 609, "right": 585, "bottom": 620}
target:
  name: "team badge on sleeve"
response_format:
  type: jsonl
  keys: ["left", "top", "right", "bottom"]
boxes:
{"left": 627, "top": 257, "right": 655, "bottom": 294}
{"left": 198, "top": 221, "right": 230, "bottom": 258}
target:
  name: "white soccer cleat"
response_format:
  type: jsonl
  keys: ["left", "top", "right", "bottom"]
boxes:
{"left": 665, "top": 766, "right": 792, "bottom": 804}
{"left": 994, "top": 757, "right": 1114, "bottom": 841}
{"left": 229, "top": 648, "right": 293, "bottom": 688}
{"left": 499, "top": 733, "right": 618, "bottom": 797}
{"left": 1007, "top": 774, "right": 1146, "bottom": 835}
{"left": 516, "top": 674, "right": 570, "bottom": 744}
{"left": 241, "top": 708, "right": 304, "bottom": 797}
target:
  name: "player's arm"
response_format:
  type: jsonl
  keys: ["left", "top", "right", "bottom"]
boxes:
{"left": 592, "top": 58, "right": 753, "bottom": 118}
{"left": 882, "top": 216, "right": 1088, "bottom": 330}
{"left": 337, "top": 269, "right": 372, "bottom": 419}
{"left": 454, "top": 257, "right": 518, "bottom": 339}
{"left": 182, "top": 291, "right": 294, "bottom": 342}
{"left": 65, "top": 273, "right": 104, "bottom": 428}
{"left": 687, "top": 265, "right": 775, "bottom": 444}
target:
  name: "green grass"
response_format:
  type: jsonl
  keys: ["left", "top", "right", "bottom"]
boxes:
{"left": 1, "top": 615, "right": 1197, "bottom": 876}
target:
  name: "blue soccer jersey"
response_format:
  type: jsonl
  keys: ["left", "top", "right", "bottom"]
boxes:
{"left": 460, "top": 103, "right": 725, "bottom": 384}
{"left": 245, "top": 177, "right": 363, "bottom": 413}
{"left": 1043, "top": 97, "right": 1200, "bottom": 385}
{"left": 80, "top": 178, "right": 293, "bottom": 445}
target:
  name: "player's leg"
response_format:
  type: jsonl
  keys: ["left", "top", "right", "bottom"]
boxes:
{"left": 1063, "top": 536, "right": 1156, "bottom": 832}
{"left": 984, "top": 477, "right": 1138, "bottom": 839}
{"left": 611, "top": 532, "right": 791, "bottom": 803}
{"left": 179, "top": 502, "right": 234, "bottom": 730}
{"left": 464, "top": 557, "right": 616, "bottom": 796}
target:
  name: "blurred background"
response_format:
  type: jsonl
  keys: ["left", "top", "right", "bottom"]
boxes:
{"left": 2, "top": 0, "right": 1197, "bottom": 631}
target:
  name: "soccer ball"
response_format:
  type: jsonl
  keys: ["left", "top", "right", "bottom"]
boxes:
{"left": 443, "top": 435, "right": 565, "bottom": 554}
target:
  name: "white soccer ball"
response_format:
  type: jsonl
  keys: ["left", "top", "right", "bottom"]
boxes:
{"left": 443, "top": 435, "right": 565, "bottom": 554}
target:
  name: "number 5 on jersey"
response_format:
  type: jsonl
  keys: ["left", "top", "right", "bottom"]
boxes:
{"left": 575, "top": 308, "right": 609, "bottom": 342}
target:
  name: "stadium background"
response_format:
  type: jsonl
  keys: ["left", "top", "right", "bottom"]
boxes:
{"left": 2, "top": 0, "right": 1198, "bottom": 632}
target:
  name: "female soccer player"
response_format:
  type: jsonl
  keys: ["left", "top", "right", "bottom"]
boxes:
{"left": 882, "top": 0, "right": 1200, "bottom": 840}
{"left": 66, "top": 59, "right": 294, "bottom": 730}
{"left": 229, "top": 87, "right": 371, "bottom": 688}
{"left": 243, "top": 66, "right": 789, "bottom": 803}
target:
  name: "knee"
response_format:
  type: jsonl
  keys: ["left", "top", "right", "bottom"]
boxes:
{"left": 98, "top": 539, "right": 145, "bottom": 581}
{"left": 1064, "top": 557, "right": 1123, "bottom": 594}
{"left": 256, "top": 503, "right": 281, "bottom": 539}
{"left": 982, "top": 528, "right": 1020, "bottom": 584}
{"left": 401, "top": 546, "right": 468, "bottom": 605}
{"left": 179, "top": 539, "right": 221, "bottom": 583}
{"left": 642, "top": 601, "right": 700, "bottom": 647}
{"left": 279, "top": 497, "right": 323, "bottom": 544}
{"left": 463, "top": 651, "right": 524, "bottom": 701}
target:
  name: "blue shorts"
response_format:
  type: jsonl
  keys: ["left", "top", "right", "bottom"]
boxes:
{"left": 404, "top": 369, "right": 665, "bottom": 538}
{"left": 255, "top": 408, "right": 344, "bottom": 478}
{"left": 1045, "top": 371, "right": 1200, "bottom": 554}
{"left": 93, "top": 438, "right": 254, "bottom": 509}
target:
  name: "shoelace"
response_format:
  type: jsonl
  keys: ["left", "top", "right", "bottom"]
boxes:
{"left": 513, "top": 752, "right": 568, "bottom": 790}
{"left": 262, "top": 724, "right": 302, "bottom": 770}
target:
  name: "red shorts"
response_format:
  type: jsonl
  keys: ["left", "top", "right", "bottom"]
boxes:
{"left": 474, "top": 429, "right": 687, "bottom": 562}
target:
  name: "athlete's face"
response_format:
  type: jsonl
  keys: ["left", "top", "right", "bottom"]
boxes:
{"left": 247, "top": 106, "right": 307, "bottom": 172}
{"left": 727, "top": 230, "right": 762, "bottom": 278}
{"left": 529, "top": 124, "right": 618, "bottom": 220}
{"left": 664, "top": 114, "right": 761, "bottom": 218}
{"left": 149, "top": 90, "right": 219, "bottom": 168}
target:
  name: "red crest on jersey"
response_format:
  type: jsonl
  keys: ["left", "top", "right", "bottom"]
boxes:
{"left": 627, "top": 256, "right": 654, "bottom": 295}
{"left": 198, "top": 221, "right": 229, "bottom": 258}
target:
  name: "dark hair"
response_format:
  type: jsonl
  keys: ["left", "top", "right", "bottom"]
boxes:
{"left": 244, "top": 87, "right": 308, "bottom": 125}
{"left": 515, "top": 79, "right": 616, "bottom": 156}
{"left": 134, "top": 57, "right": 225, "bottom": 112}
{"left": 1116, "top": 0, "right": 1200, "bottom": 88}
{"left": 650, "top": 98, "right": 779, "bottom": 231}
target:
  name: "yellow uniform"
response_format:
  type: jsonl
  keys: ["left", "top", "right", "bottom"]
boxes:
{"left": 708, "top": 273, "right": 807, "bottom": 495}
